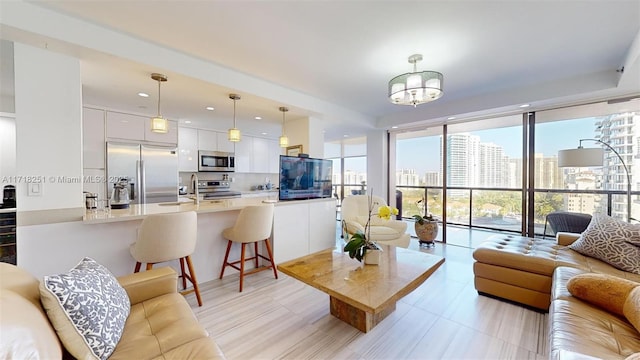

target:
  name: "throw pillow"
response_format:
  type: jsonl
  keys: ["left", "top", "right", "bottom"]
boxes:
{"left": 566, "top": 273, "right": 639, "bottom": 316}
{"left": 624, "top": 287, "right": 640, "bottom": 334}
{"left": 569, "top": 214, "right": 640, "bottom": 274}
{"left": 39, "top": 257, "right": 130, "bottom": 360}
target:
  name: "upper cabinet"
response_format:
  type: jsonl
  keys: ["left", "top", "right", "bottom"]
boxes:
{"left": 197, "top": 130, "right": 217, "bottom": 151}
{"left": 233, "top": 136, "right": 279, "bottom": 174}
{"left": 217, "top": 132, "right": 235, "bottom": 153}
{"left": 82, "top": 108, "right": 105, "bottom": 169}
{"left": 178, "top": 127, "right": 198, "bottom": 172}
{"left": 106, "top": 111, "right": 177, "bottom": 145}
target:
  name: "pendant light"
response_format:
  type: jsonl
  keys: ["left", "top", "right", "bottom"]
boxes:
{"left": 228, "top": 94, "right": 241, "bottom": 142}
{"left": 150, "top": 73, "right": 168, "bottom": 133}
{"left": 279, "top": 106, "right": 289, "bottom": 148}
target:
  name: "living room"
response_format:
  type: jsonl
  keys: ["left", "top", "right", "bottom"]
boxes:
{"left": 2, "top": 1, "right": 640, "bottom": 359}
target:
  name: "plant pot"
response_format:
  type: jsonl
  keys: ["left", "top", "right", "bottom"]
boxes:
{"left": 364, "top": 247, "right": 381, "bottom": 265}
{"left": 415, "top": 220, "right": 438, "bottom": 247}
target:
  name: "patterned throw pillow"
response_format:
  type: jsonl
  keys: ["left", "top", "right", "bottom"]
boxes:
{"left": 39, "top": 257, "right": 130, "bottom": 360}
{"left": 569, "top": 214, "right": 640, "bottom": 274}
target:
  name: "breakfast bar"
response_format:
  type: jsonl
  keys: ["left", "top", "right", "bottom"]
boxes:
{"left": 17, "top": 197, "right": 336, "bottom": 284}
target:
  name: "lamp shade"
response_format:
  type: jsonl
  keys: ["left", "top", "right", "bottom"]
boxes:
{"left": 279, "top": 135, "right": 289, "bottom": 148}
{"left": 558, "top": 147, "right": 604, "bottom": 167}
{"left": 228, "top": 128, "right": 241, "bottom": 142}
{"left": 151, "top": 117, "right": 168, "bottom": 133}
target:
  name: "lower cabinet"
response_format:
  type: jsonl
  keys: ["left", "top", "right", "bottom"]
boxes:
{"left": 0, "top": 211, "right": 17, "bottom": 265}
{"left": 272, "top": 199, "right": 336, "bottom": 263}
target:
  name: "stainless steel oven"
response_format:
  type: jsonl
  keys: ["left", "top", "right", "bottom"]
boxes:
{"left": 198, "top": 151, "right": 235, "bottom": 172}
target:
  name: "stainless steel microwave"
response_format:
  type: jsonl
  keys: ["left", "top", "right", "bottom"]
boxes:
{"left": 198, "top": 151, "right": 235, "bottom": 172}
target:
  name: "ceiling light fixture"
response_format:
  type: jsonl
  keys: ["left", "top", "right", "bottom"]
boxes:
{"left": 150, "top": 73, "right": 168, "bottom": 133}
{"left": 389, "top": 54, "right": 443, "bottom": 107}
{"left": 138, "top": 92, "right": 149, "bottom": 98}
{"left": 206, "top": 106, "right": 215, "bottom": 111}
{"left": 228, "top": 94, "right": 241, "bottom": 142}
{"left": 279, "top": 106, "right": 289, "bottom": 148}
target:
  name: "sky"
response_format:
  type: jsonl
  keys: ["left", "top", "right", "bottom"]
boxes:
{"left": 395, "top": 117, "right": 598, "bottom": 174}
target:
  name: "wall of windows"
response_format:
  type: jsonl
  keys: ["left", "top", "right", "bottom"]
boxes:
{"left": 324, "top": 136, "right": 367, "bottom": 200}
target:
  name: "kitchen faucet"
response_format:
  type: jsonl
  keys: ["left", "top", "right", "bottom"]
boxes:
{"left": 191, "top": 173, "right": 200, "bottom": 205}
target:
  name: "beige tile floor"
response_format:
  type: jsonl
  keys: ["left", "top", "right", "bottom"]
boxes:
{"left": 189, "top": 225, "right": 548, "bottom": 360}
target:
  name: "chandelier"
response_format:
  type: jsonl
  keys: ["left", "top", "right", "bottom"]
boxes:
{"left": 388, "top": 54, "right": 443, "bottom": 107}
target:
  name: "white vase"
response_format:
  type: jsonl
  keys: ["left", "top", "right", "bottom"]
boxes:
{"left": 364, "top": 248, "right": 381, "bottom": 265}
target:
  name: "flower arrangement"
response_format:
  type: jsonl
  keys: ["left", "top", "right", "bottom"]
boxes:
{"left": 344, "top": 192, "right": 398, "bottom": 262}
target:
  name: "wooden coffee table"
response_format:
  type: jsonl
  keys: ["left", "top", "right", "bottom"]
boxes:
{"left": 277, "top": 245, "right": 444, "bottom": 332}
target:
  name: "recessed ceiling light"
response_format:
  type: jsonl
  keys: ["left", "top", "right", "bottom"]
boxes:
{"left": 255, "top": 116, "right": 262, "bottom": 120}
{"left": 138, "top": 92, "right": 149, "bottom": 97}
{"left": 343, "top": 135, "right": 349, "bottom": 138}
{"left": 391, "top": 126, "right": 398, "bottom": 129}
{"left": 261, "top": 132, "right": 267, "bottom": 135}
{"left": 447, "top": 116, "right": 456, "bottom": 120}
{"left": 184, "top": 120, "right": 191, "bottom": 124}
{"left": 206, "top": 106, "right": 215, "bottom": 111}
{"left": 520, "top": 104, "right": 530, "bottom": 108}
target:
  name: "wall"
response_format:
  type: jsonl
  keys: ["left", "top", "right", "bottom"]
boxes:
{"left": 0, "top": 115, "right": 16, "bottom": 188}
{"left": 14, "top": 43, "right": 83, "bottom": 212}
{"left": 367, "top": 130, "right": 389, "bottom": 201}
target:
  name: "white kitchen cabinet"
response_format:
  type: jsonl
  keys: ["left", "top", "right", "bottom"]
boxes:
{"left": 308, "top": 199, "right": 338, "bottom": 253}
{"left": 144, "top": 119, "right": 178, "bottom": 144}
{"left": 233, "top": 135, "right": 251, "bottom": 173}
{"left": 106, "top": 112, "right": 145, "bottom": 141}
{"left": 82, "top": 108, "right": 105, "bottom": 169}
{"left": 197, "top": 130, "right": 217, "bottom": 151}
{"left": 107, "top": 111, "right": 176, "bottom": 144}
{"left": 216, "top": 132, "right": 235, "bottom": 153}
{"left": 252, "top": 137, "right": 269, "bottom": 173}
{"left": 178, "top": 127, "right": 198, "bottom": 172}
{"left": 268, "top": 140, "right": 282, "bottom": 174}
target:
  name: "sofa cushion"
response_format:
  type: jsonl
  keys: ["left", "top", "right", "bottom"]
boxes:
{"left": 569, "top": 214, "right": 640, "bottom": 274}
{"left": 566, "top": 273, "right": 639, "bottom": 316}
{"left": 40, "top": 257, "right": 131, "bottom": 360}
{"left": 0, "top": 290, "right": 62, "bottom": 360}
{"left": 625, "top": 287, "right": 640, "bottom": 334}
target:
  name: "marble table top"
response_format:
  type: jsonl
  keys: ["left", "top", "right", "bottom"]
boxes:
{"left": 277, "top": 245, "right": 445, "bottom": 314}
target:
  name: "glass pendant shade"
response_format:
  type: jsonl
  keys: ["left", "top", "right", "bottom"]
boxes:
{"left": 150, "top": 73, "right": 168, "bottom": 133}
{"left": 388, "top": 54, "right": 443, "bottom": 107}
{"left": 279, "top": 135, "right": 289, "bottom": 148}
{"left": 151, "top": 117, "right": 168, "bottom": 133}
{"left": 228, "top": 128, "right": 241, "bottom": 142}
{"left": 228, "top": 94, "right": 241, "bottom": 142}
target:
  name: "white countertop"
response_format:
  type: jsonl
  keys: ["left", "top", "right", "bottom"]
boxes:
{"left": 83, "top": 196, "right": 334, "bottom": 224}
{"left": 0, "top": 208, "right": 17, "bottom": 214}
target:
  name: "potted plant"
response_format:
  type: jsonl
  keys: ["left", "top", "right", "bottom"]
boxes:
{"left": 413, "top": 213, "right": 439, "bottom": 247}
{"left": 343, "top": 192, "right": 398, "bottom": 264}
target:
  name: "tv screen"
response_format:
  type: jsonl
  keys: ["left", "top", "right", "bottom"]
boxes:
{"left": 279, "top": 155, "right": 333, "bottom": 201}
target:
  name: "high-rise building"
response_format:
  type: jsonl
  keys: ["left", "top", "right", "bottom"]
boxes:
{"left": 424, "top": 171, "right": 441, "bottom": 186}
{"left": 396, "top": 169, "right": 420, "bottom": 186}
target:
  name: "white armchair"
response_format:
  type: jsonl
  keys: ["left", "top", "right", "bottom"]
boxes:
{"left": 341, "top": 195, "right": 411, "bottom": 248}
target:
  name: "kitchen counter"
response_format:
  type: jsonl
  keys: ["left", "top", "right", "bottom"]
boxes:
{"left": 0, "top": 207, "right": 17, "bottom": 214}
{"left": 83, "top": 196, "right": 276, "bottom": 224}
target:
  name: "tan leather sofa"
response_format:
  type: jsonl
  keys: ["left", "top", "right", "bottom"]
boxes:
{"left": 473, "top": 232, "right": 640, "bottom": 310}
{"left": 0, "top": 263, "right": 225, "bottom": 359}
{"left": 473, "top": 232, "right": 640, "bottom": 359}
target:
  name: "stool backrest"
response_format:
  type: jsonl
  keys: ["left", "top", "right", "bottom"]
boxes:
{"left": 228, "top": 204, "right": 274, "bottom": 243}
{"left": 134, "top": 211, "right": 197, "bottom": 263}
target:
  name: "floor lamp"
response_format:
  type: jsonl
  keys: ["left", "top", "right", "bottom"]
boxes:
{"left": 558, "top": 138, "right": 632, "bottom": 222}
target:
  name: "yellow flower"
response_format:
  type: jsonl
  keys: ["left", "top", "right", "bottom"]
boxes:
{"left": 377, "top": 205, "right": 398, "bottom": 220}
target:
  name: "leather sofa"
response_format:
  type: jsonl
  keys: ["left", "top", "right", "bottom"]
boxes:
{"left": 473, "top": 232, "right": 640, "bottom": 359}
{"left": 0, "top": 262, "right": 225, "bottom": 359}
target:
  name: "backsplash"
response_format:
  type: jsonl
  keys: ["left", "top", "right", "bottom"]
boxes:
{"left": 179, "top": 172, "right": 279, "bottom": 193}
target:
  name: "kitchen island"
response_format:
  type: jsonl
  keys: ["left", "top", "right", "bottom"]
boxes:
{"left": 18, "top": 197, "right": 336, "bottom": 285}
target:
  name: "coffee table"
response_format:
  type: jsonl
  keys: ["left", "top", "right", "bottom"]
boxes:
{"left": 277, "top": 245, "right": 444, "bottom": 332}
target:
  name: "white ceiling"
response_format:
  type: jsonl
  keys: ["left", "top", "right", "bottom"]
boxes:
{"left": 2, "top": 1, "right": 640, "bottom": 140}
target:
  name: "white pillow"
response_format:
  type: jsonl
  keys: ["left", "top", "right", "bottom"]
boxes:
{"left": 569, "top": 214, "right": 640, "bottom": 274}
{"left": 40, "top": 257, "right": 130, "bottom": 360}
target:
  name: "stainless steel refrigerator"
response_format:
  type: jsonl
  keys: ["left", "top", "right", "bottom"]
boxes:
{"left": 106, "top": 142, "right": 178, "bottom": 204}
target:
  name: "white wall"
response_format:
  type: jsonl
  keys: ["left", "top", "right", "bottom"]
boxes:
{"left": 367, "top": 130, "right": 389, "bottom": 201}
{"left": 14, "top": 43, "right": 83, "bottom": 211}
{"left": 0, "top": 115, "right": 16, "bottom": 185}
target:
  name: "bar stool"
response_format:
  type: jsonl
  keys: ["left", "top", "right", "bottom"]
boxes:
{"left": 219, "top": 204, "right": 278, "bottom": 292}
{"left": 129, "top": 211, "right": 203, "bottom": 306}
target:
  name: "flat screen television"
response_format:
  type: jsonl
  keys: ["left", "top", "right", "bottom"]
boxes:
{"left": 279, "top": 155, "right": 332, "bottom": 201}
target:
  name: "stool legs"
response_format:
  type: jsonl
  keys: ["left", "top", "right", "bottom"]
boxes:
{"left": 132, "top": 257, "right": 203, "bottom": 307}
{"left": 219, "top": 239, "right": 279, "bottom": 292}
